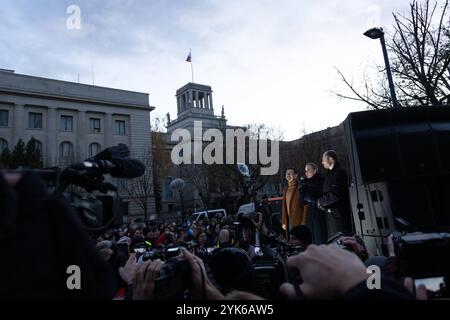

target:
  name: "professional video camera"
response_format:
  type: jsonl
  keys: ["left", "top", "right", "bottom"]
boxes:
{"left": 393, "top": 230, "right": 450, "bottom": 298}
{"left": 16, "top": 144, "right": 145, "bottom": 231}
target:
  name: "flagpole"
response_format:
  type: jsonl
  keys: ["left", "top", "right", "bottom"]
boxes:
{"left": 190, "top": 48, "right": 194, "bottom": 83}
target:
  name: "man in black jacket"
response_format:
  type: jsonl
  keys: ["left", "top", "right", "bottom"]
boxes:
{"left": 318, "top": 150, "right": 352, "bottom": 239}
{"left": 301, "top": 163, "right": 327, "bottom": 244}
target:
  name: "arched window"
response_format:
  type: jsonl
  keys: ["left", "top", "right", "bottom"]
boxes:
{"left": 59, "top": 141, "right": 73, "bottom": 159}
{"left": 89, "top": 143, "right": 101, "bottom": 157}
{"left": 0, "top": 138, "right": 8, "bottom": 153}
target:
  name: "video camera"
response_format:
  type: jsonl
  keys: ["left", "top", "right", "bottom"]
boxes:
{"left": 24, "top": 144, "right": 145, "bottom": 231}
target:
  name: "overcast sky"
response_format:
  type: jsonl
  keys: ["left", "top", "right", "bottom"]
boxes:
{"left": 0, "top": 0, "right": 411, "bottom": 140}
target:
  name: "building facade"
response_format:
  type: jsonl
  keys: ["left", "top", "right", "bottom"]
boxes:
{"left": 0, "top": 69, "right": 156, "bottom": 218}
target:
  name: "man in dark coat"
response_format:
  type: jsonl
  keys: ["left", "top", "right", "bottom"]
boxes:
{"left": 318, "top": 150, "right": 353, "bottom": 239}
{"left": 301, "top": 162, "right": 327, "bottom": 244}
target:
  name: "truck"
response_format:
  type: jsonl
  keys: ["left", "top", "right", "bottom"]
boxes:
{"left": 343, "top": 105, "right": 450, "bottom": 255}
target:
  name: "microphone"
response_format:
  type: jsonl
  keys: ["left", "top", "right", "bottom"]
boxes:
{"left": 71, "top": 158, "right": 145, "bottom": 178}
{"left": 89, "top": 144, "right": 131, "bottom": 161}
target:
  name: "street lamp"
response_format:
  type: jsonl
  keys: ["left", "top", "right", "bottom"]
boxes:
{"left": 364, "top": 27, "right": 399, "bottom": 108}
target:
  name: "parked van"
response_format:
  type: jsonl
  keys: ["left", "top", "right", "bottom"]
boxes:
{"left": 189, "top": 209, "right": 227, "bottom": 224}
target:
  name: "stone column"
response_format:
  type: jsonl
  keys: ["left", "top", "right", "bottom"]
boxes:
{"left": 205, "top": 93, "right": 210, "bottom": 109}
{"left": 188, "top": 91, "right": 192, "bottom": 108}
{"left": 12, "top": 104, "right": 24, "bottom": 145}
{"left": 105, "top": 113, "right": 113, "bottom": 148}
{"left": 177, "top": 96, "right": 181, "bottom": 114}
{"left": 47, "top": 107, "right": 57, "bottom": 166}
{"left": 195, "top": 91, "right": 199, "bottom": 108}
{"left": 77, "top": 110, "right": 86, "bottom": 161}
{"left": 209, "top": 93, "right": 214, "bottom": 110}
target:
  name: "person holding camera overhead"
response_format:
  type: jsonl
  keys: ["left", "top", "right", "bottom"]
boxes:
{"left": 281, "top": 168, "right": 308, "bottom": 239}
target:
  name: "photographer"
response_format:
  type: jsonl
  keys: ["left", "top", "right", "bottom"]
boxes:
{"left": 252, "top": 195, "right": 272, "bottom": 238}
{"left": 121, "top": 249, "right": 224, "bottom": 300}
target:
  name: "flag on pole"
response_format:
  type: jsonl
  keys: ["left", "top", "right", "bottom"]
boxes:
{"left": 186, "top": 49, "right": 194, "bottom": 83}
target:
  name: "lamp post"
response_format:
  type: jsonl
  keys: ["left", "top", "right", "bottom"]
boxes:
{"left": 364, "top": 27, "right": 399, "bottom": 108}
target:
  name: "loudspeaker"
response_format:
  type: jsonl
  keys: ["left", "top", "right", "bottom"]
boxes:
{"left": 346, "top": 106, "right": 450, "bottom": 183}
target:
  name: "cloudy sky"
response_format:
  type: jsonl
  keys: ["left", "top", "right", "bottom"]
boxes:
{"left": 0, "top": 0, "right": 410, "bottom": 140}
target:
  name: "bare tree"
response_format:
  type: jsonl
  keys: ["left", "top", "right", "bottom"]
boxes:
{"left": 336, "top": 0, "right": 450, "bottom": 109}
{"left": 119, "top": 148, "right": 155, "bottom": 220}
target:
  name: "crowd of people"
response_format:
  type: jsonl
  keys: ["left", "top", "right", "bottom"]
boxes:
{"left": 0, "top": 150, "right": 438, "bottom": 300}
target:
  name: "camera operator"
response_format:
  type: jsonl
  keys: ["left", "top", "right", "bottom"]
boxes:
{"left": 0, "top": 171, "right": 116, "bottom": 299}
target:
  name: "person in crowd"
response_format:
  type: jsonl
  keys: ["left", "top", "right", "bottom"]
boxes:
{"left": 301, "top": 162, "right": 327, "bottom": 244}
{"left": 318, "top": 150, "right": 353, "bottom": 238}
{"left": 217, "top": 229, "right": 233, "bottom": 248}
{"left": 253, "top": 195, "right": 273, "bottom": 238}
{"left": 208, "top": 247, "right": 256, "bottom": 295}
{"left": 130, "top": 229, "right": 145, "bottom": 249}
{"left": 209, "top": 223, "right": 221, "bottom": 246}
{"left": 194, "top": 232, "right": 209, "bottom": 260}
{"left": 281, "top": 168, "right": 308, "bottom": 239}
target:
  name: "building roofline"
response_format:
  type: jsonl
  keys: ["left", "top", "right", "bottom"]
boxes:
{"left": 176, "top": 82, "right": 212, "bottom": 95}
{"left": 0, "top": 70, "right": 154, "bottom": 110}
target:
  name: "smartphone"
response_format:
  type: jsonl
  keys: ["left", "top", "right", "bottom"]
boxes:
{"left": 414, "top": 276, "right": 446, "bottom": 298}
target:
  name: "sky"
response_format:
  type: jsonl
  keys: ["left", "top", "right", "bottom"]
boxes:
{"left": 0, "top": 0, "right": 412, "bottom": 140}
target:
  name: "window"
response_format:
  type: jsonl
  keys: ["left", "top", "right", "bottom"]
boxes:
{"left": 28, "top": 112, "right": 43, "bottom": 129}
{"left": 89, "top": 118, "right": 101, "bottom": 133}
{"left": 60, "top": 115, "right": 73, "bottom": 131}
{"left": 115, "top": 120, "right": 126, "bottom": 135}
{"left": 89, "top": 143, "right": 101, "bottom": 157}
{"left": 0, "top": 110, "right": 8, "bottom": 126}
{"left": 59, "top": 141, "right": 73, "bottom": 158}
{"left": 0, "top": 138, "right": 7, "bottom": 153}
